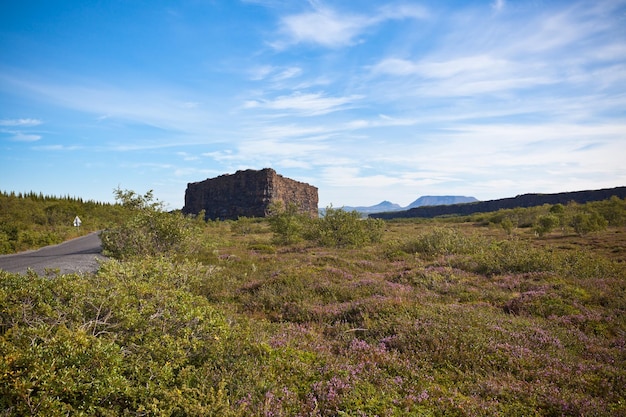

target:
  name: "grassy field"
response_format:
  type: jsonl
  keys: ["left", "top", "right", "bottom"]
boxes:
{"left": 1, "top": 199, "right": 625, "bottom": 416}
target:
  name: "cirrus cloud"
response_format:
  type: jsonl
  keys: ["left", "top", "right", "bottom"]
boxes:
{"left": 244, "top": 91, "right": 363, "bottom": 116}
{"left": 0, "top": 118, "right": 42, "bottom": 127}
{"left": 273, "top": 2, "right": 428, "bottom": 49}
{"left": 10, "top": 132, "right": 42, "bottom": 142}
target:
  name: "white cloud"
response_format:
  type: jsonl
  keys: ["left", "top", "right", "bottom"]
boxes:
{"left": 0, "top": 73, "right": 222, "bottom": 140}
{"left": 370, "top": 54, "right": 557, "bottom": 98}
{"left": 277, "top": 6, "right": 367, "bottom": 48}
{"left": 373, "top": 55, "right": 510, "bottom": 79}
{"left": 176, "top": 151, "right": 199, "bottom": 161}
{"left": 252, "top": 123, "right": 330, "bottom": 139}
{"left": 32, "top": 144, "right": 81, "bottom": 151}
{"left": 273, "top": 66, "right": 302, "bottom": 81}
{"left": 343, "top": 114, "right": 417, "bottom": 130}
{"left": 322, "top": 167, "right": 405, "bottom": 188}
{"left": 248, "top": 65, "right": 301, "bottom": 82}
{"left": 276, "top": 158, "right": 312, "bottom": 170}
{"left": 248, "top": 65, "right": 274, "bottom": 81}
{"left": 246, "top": 91, "right": 363, "bottom": 116}
{"left": 274, "top": 2, "right": 427, "bottom": 48}
{"left": 10, "top": 132, "right": 42, "bottom": 142}
{"left": 240, "top": 137, "right": 327, "bottom": 158}
{"left": 0, "top": 118, "right": 42, "bottom": 127}
{"left": 202, "top": 150, "right": 236, "bottom": 162}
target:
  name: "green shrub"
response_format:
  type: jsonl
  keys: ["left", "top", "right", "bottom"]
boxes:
{"left": 0, "top": 259, "right": 232, "bottom": 416}
{"left": 501, "top": 217, "right": 515, "bottom": 236}
{"left": 401, "top": 227, "right": 482, "bottom": 257}
{"left": 267, "top": 201, "right": 311, "bottom": 245}
{"left": 474, "top": 238, "right": 558, "bottom": 275}
{"left": 534, "top": 214, "right": 559, "bottom": 237}
{"left": 571, "top": 210, "right": 608, "bottom": 236}
{"left": 591, "top": 196, "right": 626, "bottom": 226}
{"left": 309, "top": 207, "right": 385, "bottom": 248}
{"left": 100, "top": 188, "right": 201, "bottom": 259}
{"left": 0, "top": 223, "right": 18, "bottom": 254}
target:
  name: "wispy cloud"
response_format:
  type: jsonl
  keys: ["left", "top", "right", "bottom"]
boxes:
{"left": 176, "top": 151, "right": 200, "bottom": 161}
{"left": 273, "top": 2, "right": 427, "bottom": 49}
{"left": 372, "top": 55, "right": 510, "bottom": 79}
{"left": 0, "top": 118, "right": 44, "bottom": 142}
{"left": 9, "top": 132, "right": 42, "bottom": 142}
{"left": 0, "top": 73, "right": 218, "bottom": 136}
{"left": 276, "top": 6, "right": 368, "bottom": 48}
{"left": 32, "top": 144, "right": 81, "bottom": 151}
{"left": 0, "top": 118, "right": 42, "bottom": 127}
{"left": 244, "top": 91, "right": 363, "bottom": 116}
{"left": 248, "top": 65, "right": 302, "bottom": 82}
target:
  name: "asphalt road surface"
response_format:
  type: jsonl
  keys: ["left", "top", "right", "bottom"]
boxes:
{"left": 0, "top": 232, "right": 106, "bottom": 275}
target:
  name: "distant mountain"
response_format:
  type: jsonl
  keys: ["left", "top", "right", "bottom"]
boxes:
{"left": 407, "top": 195, "right": 478, "bottom": 209}
{"left": 338, "top": 196, "right": 478, "bottom": 216}
{"left": 341, "top": 200, "right": 403, "bottom": 214}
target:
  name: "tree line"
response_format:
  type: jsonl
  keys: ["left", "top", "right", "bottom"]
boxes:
{"left": 0, "top": 190, "right": 127, "bottom": 254}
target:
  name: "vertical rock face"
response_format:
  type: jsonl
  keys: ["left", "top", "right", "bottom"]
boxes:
{"left": 182, "top": 168, "right": 319, "bottom": 220}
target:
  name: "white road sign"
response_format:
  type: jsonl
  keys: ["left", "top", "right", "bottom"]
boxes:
{"left": 73, "top": 216, "right": 82, "bottom": 227}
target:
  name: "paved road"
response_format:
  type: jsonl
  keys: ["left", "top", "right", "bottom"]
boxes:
{"left": 0, "top": 232, "right": 106, "bottom": 275}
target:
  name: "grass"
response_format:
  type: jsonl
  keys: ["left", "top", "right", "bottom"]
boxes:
{"left": 2, "top": 217, "right": 625, "bottom": 416}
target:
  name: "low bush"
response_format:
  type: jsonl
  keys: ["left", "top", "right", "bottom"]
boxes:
{"left": 268, "top": 204, "right": 384, "bottom": 248}
{"left": 100, "top": 189, "right": 202, "bottom": 259}
{"left": 571, "top": 210, "right": 608, "bottom": 236}
{"left": 267, "top": 201, "right": 311, "bottom": 245}
{"left": 400, "top": 227, "right": 484, "bottom": 257}
{"left": 310, "top": 207, "right": 385, "bottom": 248}
{"left": 0, "top": 258, "right": 232, "bottom": 416}
{"left": 473, "top": 238, "right": 559, "bottom": 275}
{"left": 534, "top": 214, "right": 559, "bottom": 237}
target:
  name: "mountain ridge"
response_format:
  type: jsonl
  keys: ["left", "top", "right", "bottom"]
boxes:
{"left": 370, "top": 186, "right": 626, "bottom": 219}
{"left": 340, "top": 195, "right": 478, "bottom": 215}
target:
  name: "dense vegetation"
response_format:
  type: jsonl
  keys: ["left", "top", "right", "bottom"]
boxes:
{"left": 1, "top": 192, "right": 625, "bottom": 416}
{"left": 0, "top": 191, "right": 126, "bottom": 254}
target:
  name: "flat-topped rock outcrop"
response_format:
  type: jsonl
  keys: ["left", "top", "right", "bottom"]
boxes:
{"left": 182, "top": 168, "right": 318, "bottom": 220}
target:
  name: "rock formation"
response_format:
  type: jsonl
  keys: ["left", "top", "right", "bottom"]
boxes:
{"left": 182, "top": 168, "right": 318, "bottom": 220}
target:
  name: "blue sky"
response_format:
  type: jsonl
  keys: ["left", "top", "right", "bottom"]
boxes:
{"left": 1, "top": 0, "right": 625, "bottom": 209}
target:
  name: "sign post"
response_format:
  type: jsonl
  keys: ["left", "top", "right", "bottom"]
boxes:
{"left": 73, "top": 216, "right": 82, "bottom": 230}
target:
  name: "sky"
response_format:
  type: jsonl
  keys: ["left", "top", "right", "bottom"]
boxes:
{"left": 1, "top": 0, "right": 625, "bottom": 210}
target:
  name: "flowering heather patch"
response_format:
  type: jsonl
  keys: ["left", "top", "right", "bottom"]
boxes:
{"left": 2, "top": 214, "right": 625, "bottom": 415}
